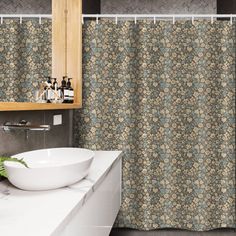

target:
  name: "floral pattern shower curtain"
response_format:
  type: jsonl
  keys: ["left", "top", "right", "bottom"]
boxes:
{"left": 74, "top": 20, "right": 236, "bottom": 231}
{"left": 0, "top": 19, "right": 51, "bottom": 102}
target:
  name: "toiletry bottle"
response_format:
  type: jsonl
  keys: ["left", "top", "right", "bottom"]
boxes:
{"left": 41, "top": 82, "right": 47, "bottom": 102}
{"left": 52, "top": 78, "right": 57, "bottom": 89}
{"left": 60, "top": 76, "right": 67, "bottom": 93}
{"left": 62, "top": 76, "right": 70, "bottom": 103}
{"left": 51, "top": 78, "right": 58, "bottom": 101}
{"left": 67, "top": 78, "right": 74, "bottom": 103}
{"left": 46, "top": 76, "right": 52, "bottom": 103}
{"left": 56, "top": 79, "right": 62, "bottom": 101}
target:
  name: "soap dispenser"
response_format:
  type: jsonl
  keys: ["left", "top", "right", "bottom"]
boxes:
{"left": 61, "top": 76, "right": 69, "bottom": 103}
{"left": 51, "top": 78, "right": 58, "bottom": 101}
{"left": 67, "top": 78, "right": 74, "bottom": 103}
{"left": 45, "top": 76, "right": 52, "bottom": 103}
{"left": 52, "top": 78, "right": 58, "bottom": 90}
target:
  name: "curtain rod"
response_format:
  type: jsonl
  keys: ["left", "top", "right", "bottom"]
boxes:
{"left": 83, "top": 14, "right": 236, "bottom": 18}
{"left": 0, "top": 15, "right": 51, "bottom": 24}
{"left": 82, "top": 14, "right": 236, "bottom": 24}
{"left": 0, "top": 14, "right": 51, "bottom": 18}
{"left": 1, "top": 14, "right": 235, "bottom": 19}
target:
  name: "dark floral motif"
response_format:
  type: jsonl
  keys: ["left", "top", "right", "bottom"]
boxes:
{"left": 74, "top": 20, "right": 236, "bottom": 230}
{"left": 0, "top": 19, "right": 51, "bottom": 102}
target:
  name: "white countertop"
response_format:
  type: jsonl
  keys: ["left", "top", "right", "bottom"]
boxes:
{"left": 0, "top": 151, "right": 122, "bottom": 236}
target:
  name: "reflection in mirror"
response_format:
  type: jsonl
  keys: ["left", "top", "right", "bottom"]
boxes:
{"left": 0, "top": 16, "right": 51, "bottom": 102}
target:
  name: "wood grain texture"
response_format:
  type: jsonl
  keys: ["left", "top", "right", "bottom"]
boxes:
{"left": 52, "top": 0, "right": 67, "bottom": 80}
{"left": 0, "top": 102, "right": 81, "bottom": 111}
{"left": 67, "top": 0, "right": 83, "bottom": 107}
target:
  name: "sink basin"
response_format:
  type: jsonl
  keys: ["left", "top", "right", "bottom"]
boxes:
{"left": 4, "top": 148, "right": 94, "bottom": 191}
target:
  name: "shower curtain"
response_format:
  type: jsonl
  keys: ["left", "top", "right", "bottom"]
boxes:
{"left": 0, "top": 19, "right": 51, "bottom": 102}
{"left": 74, "top": 19, "right": 236, "bottom": 231}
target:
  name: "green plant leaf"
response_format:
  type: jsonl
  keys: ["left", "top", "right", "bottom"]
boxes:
{"left": 0, "top": 157, "right": 28, "bottom": 178}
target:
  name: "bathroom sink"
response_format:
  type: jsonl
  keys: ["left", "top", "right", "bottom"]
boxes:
{"left": 4, "top": 148, "right": 94, "bottom": 191}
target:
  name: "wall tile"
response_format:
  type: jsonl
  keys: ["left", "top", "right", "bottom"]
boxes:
{"left": 0, "top": 111, "right": 45, "bottom": 156}
{"left": 101, "top": 0, "right": 216, "bottom": 14}
{"left": 44, "top": 110, "right": 72, "bottom": 148}
{"left": 0, "top": 0, "right": 51, "bottom": 14}
{"left": 0, "top": 110, "right": 72, "bottom": 156}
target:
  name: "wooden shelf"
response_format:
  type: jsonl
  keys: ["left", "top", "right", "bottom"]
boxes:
{"left": 0, "top": 102, "right": 81, "bottom": 111}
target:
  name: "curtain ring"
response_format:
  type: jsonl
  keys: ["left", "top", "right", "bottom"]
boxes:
{"left": 20, "top": 16, "right": 22, "bottom": 24}
{"left": 191, "top": 16, "right": 194, "bottom": 25}
{"left": 1, "top": 17, "right": 3, "bottom": 24}
{"left": 154, "top": 16, "right": 156, "bottom": 24}
{"left": 82, "top": 16, "right": 84, "bottom": 25}
{"left": 211, "top": 16, "right": 214, "bottom": 24}
{"left": 39, "top": 16, "right": 42, "bottom": 25}
{"left": 115, "top": 16, "right": 118, "bottom": 25}
{"left": 96, "top": 15, "right": 99, "bottom": 24}
{"left": 173, "top": 16, "right": 175, "bottom": 25}
{"left": 134, "top": 16, "right": 137, "bottom": 24}
{"left": 230, "top": 15, "right": 233, "bottom": 25}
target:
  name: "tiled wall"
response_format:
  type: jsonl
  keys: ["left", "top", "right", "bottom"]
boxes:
{"left": 101, "top": 0, "right": 216, "bottom": 14}
{"left": 0, "top": 0, "right": 51, "bottom": 14}
{"left": 0, "top": 110, "right": 73, "bottom": 156}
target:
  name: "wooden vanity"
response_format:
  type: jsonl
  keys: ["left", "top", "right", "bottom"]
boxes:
{"left": 0, "top": 151, "right": 122, "bottom": 236}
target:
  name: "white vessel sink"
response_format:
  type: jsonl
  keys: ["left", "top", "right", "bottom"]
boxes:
{"left": 4, "top": 148, "right": 94, "bottom": 191}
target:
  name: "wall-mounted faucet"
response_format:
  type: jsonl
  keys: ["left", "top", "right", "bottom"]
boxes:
{"left": 2, "top": 120, "right": 50, "bottom": 131}
{"left": 1, "top": 120, "right": 50, "bottom": 140}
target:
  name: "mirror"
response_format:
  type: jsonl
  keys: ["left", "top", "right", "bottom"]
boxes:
{"left": 0, "top": 16, "right": 52, "bottom": 103}
{"left": 0, "top": 0, "right": 82, "bottom": 110}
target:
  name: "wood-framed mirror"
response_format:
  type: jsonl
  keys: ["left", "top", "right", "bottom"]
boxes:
{"left": 0, "top": 0, "right": 82, "bottom": 111}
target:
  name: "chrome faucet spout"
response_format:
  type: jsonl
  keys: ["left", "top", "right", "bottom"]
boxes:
{"left": 1, "top": 120, "right": 51, "bottom": 132}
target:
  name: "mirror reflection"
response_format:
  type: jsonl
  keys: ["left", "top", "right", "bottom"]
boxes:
{"left": 0, "top": 16, "right": 52, "bottom": 102}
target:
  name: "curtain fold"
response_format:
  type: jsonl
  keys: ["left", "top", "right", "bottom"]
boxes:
{"left": 74, "top": 19, "right": 236, "bottom": 231}
{"left": 0, "top": 19, "right": 51, "bottom": 102}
